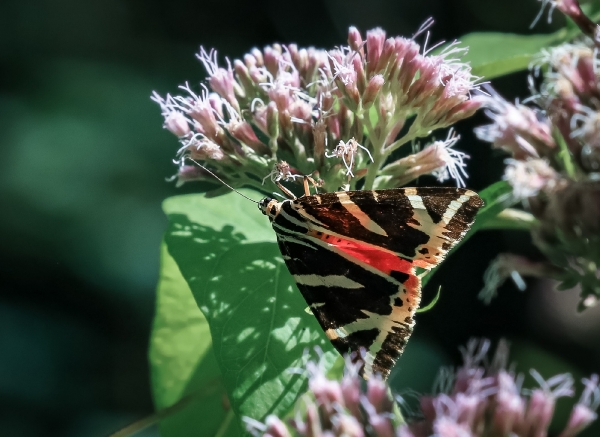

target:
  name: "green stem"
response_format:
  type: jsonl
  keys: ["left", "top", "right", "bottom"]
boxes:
{"left": 215, "top": 410, "right": 235, "bottom": 437}
{"left": 556, "top": 132, "right": 576, "bottom": 178}
{"left": 360, "top": 111, "right": 385, "bottom": 190}
{"left": 478, "top": 208, "right": 537, "bottom": 231}
{"left": 108, "top": 379, "right": 222, "bottom": 437}
{"left": 385, "top": 125, "right": 419, "bottom": 154}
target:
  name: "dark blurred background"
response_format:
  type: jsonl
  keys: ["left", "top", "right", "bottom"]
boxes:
{"left": 2, "top": 0, "right": 599, "bottom": 436}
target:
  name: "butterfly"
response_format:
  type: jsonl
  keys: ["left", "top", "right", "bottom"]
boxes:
{"left": 259, "top": 187, "right": 483, "bottom": 379}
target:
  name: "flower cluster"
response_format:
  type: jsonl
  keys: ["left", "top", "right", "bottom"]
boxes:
{"left": 153, "top": 25, "right": 482, "bottom": 196}
{"left": 245, "top": 340, "right": 600, "bottom": 437}
{"left": 475, "top": 1, "right": 600, "bottom": 309}
{"left": 245, "top": 356, "right": 403, "bottom": 437}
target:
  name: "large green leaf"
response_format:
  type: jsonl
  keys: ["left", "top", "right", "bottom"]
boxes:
{"left": 460, "top": 9, "right": 600, "bottom": 80}
{"left": 461, "top": 31, "right": 564, "bottom": 79}
{"left": 162, "top": 191, "right": 337, "bottom": 429}
{"left": 150, "top": 243, "right": 241, "bottom": 437}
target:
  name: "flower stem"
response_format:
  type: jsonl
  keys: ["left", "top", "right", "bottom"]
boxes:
{"left": 479, "top": 208, "right": 538, "bottom": 231}
{"left": 107, "top": 379, "right": 222, "bottom": 437}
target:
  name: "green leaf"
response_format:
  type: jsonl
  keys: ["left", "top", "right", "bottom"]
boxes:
{"left": 461, "top": 31, "right": 564, "bottom": 79}
{"left": 423, "top": 181, "right": 516, "bottom": 287}
{"left": 471, "top": 181, "right": 517, "bottom": 231}
{"left": 460, "top": 8, "right": 600, "bottom": 80}
{"left": 163, "top": 191, "right": 337, "bottom": 429}
{"left": 150, "top": 242, "right": 241, "bottom": 437}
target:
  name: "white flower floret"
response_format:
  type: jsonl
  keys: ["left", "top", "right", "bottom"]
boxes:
{"left": 326, "top": 138, "right": 374, "bottom": 177}
{"left": 427, "top": 130, "right": 470, "bottom": 187}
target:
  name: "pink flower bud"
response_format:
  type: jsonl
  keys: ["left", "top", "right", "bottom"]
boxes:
{"left": 164, "top": 111, "right": 190, "bottom": 137}
{"left": 269, "top": 85, "right": 293, "bottom": 112}
{"left": 367, "top": 376, "right": 393, "bottom": 414}
{"left": 504, "top": 158, "right": 560, "bottom": 200}
{"left": 435, "top": 419, "right": 473, "bottom": 437}
{"left": 264, "top": 46, "right": 281, "bottom": 75}
{"left": 560, "top": 404, "right": 597, "bottom": 437}
{"left": 475, "top": 94, "right": 556, "bottom": 160}
{"left": 174, "top": 164, "right": 205, "bottom": 186}
{"left": 520, "top": 389, "right": 556, "bottom": 437}
{"left": 230, "top": 121, "right": 270, "bottom": 155}
{"left": 362, "top": 74, "right": 384, "bottom": 108}
{"left": 234, "top": 59, "right": 256, "bottom": 96}
{"left": 208, "top": 68, "right": 238, "bottom": 107}
{"left": 187, "top": 99, "right": 219, "bottom": 140}
{"left": 341, "top": 372, "right": 361, "bottom": 417}
{"left": 267, "top": 101, "right": 279, "bottom": 139}
{"left": 366, "top": 28, "right": 386, "bottom": 77}
{"left": 309, "top": 375, "right": 344, "bottom": 410}
{"left": 208, "top": 93, "right": 224, "bottom": 119}
{"left": 332, "top": 413, "right": 364, "bottom": 437}
{"left": 348, "top": 26, "right": 363, "bottom": 54}
{"left": 374, "top": 37, "right": 397, "bottom": 74}
{"left": 419, "top": 396, "right": 437, "bottom": 423}
{"left": 491, "top": 371, "right": 525, "bottom": 435}
{"left": 559, "top": 375, "right": 600, "bottom": 437}
{"left": 454, "top": 393, "right": 484, "bottom": 429}
{"left": 251, "top": 47, "right": 264, "bottom": 66}
{"left": 555, "top": 0, "right": 598, "bottom": 40}
{"left": 264, "top": 415, "right": 291, "bottom": 437}
{"left": 187, "top": 137, "right": 225, "bottom": 161}
{"left": 351, "top": 54, "right": 367, "bottom": 94}
{"left": 306, "top": 47, "right": 325, "bottom": 80}
{"left": 243, "top": 53, "right": 257, "bottom": 68}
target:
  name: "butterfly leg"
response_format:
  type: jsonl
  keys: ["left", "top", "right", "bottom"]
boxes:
{"left": 302, "top": 175, "right": 321, "bottom": 197}
{"left": 276, "top": 181, "right": 297, "bottom": 199}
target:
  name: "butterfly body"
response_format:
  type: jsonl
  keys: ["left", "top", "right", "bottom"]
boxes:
{"left": 259, "top": 187, "right": 483, "bottom": 379}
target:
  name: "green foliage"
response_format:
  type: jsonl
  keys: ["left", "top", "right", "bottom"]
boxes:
{"left": 158, "top": 190, "right": 337, "bottom": 433}
{"left": 460, "top": 32, "right": 562, "bottom": 79}
{"left": 150, "top": 243, "right": 241, "bottom": 437}
{"left": 458, "top": 8, "right": 600, "bottom": 79}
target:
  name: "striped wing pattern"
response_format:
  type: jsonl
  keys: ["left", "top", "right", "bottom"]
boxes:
{"left": 261, "top": 187, "right": 483, "bottom": 379}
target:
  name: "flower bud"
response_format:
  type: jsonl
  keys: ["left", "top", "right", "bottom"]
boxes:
{"left": 251, "top": 47, "right": 264, "bottom": 66}
{"left": 187, "top": 137, "right": 225, "bottom": 161}
{"left": 264, "top": 415, "right": 291, "bottom": 437}
{"left": 504, "top": 158, "right": 560, "bottom": 200}
{"left": 264, "top": 46, "right": 281, "bottom": 75}
{"left": 348, "top": 26, "right": 364, "bottom": 54}
{"left": 244, "top": 53, "right": 257, "bottom": 68}
{"left": 555, "top": 0, "right": 598, "bottom": 41}
{"left": 490, "top": 371, "right": 525, "bottom": 435}
{"left": 164, "top": 111, "right": 190, "bottom": 137}
{"left": 267, "top": 101, "right": 279, "bottom": 139}
{"left": 362, "top": 74, "right": 384, "bottom": 108}
{"left": 230, "top": 121, "right": 270, "bottom": 155}
{"left": 332, "top": 413, "right": 364, "bottom": 437}
{"left": 374, "top": 37, "right": 397, "bottom": 74}
{"left": 352, "top": 53, "right": 367, "bottom": 94}
{"left": 367, "top": 376, "right": 393, "bottom": 414}
{"left": 234, "top": 59, "right": 256, "bottom": 97}
{"left": 561, "top": 404, "right": 597, "bottom": 437}
{"left": 475, "top": 95, "right": 556, "bottom": 160}
{"left": 366, "top": 28, "right": 386, "bottom": 77}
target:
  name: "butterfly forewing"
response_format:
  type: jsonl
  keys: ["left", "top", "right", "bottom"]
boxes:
{"left": 264, "top": 187, "right": 483, "bottom": 379}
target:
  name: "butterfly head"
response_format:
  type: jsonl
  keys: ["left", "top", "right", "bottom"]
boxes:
{"left": 258, "top": 197, "right": 283, "bottom": 219}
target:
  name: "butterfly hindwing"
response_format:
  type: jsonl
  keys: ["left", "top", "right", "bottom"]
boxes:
{"left": 263, "top": 187, "right": 483, "bottom": 379}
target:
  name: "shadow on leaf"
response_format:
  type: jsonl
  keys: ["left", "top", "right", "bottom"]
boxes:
{"left": 164, "top": 213, "right": 336, "bottom": 424}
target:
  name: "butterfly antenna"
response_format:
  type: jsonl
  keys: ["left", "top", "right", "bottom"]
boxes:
{"left": 183, "top": 157, "right": 260, "bottom": 203}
